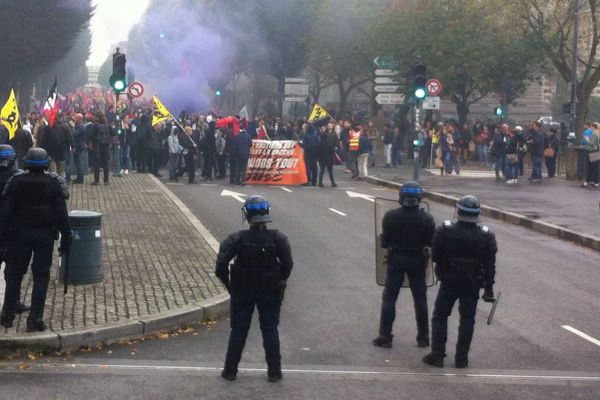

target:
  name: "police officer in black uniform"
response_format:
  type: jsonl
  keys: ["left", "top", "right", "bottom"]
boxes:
{"left": 423, "top": 195, "right": 497, "bottom": 368}
{"left": 0, "top": 148, "right": 71, "bottom": 331}
{"left": 372, "top": 182, "right": 436, "bottom": 348}
{"left": 215, "top": 195, "right": 293, "bottom": 382}
{"left": 0, "top": 144, "right": 30, "bottom": 314}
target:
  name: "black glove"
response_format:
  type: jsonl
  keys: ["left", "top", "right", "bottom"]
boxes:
{"left": 278, "top": 280, "right": 287, "bottom": 303}
{"left": 59, "top": 235, "right": 71, "bottom": 256}
{"left": 482, "top": 287, "right": 495, "bottom": 303}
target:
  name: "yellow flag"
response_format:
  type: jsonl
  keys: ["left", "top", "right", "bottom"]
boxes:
{"left": 1, "top": 89, "right": 20, "bottom": 139}
{"left": 308, "top": 103, "right": 330, "bottom": 123}
{"left": 152, "top": 96, "right": 172, "bottom": 126}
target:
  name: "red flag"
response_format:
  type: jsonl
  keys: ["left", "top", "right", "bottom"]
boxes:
{"left": 42, "top": 77, "right": 59, "bottom": 127}
{"left": 239, "top": 104, "right": 249, "bottom": 129}
{"left": 216, "top": 116, "right": 240, "bottom": 135}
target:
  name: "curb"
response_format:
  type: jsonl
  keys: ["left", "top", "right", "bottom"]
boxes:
{"left": 0, "top": 177, "right": 230, "bottom": 353}
{"left": 365, "top": 176, "right": 600, "bottom": 252}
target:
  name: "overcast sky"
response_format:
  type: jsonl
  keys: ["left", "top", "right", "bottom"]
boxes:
{"left": 87, "top": 0, "right": 150, "bottom": 66}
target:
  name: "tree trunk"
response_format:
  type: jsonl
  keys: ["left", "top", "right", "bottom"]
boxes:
{"left": 337, "top": 80, "right": 348, "bottom": 119}
{"left": 277, "top": 75, "right": 285, "bottom": 117}
{"left": 455, "top": 100, "right": 469, "bottom": 125}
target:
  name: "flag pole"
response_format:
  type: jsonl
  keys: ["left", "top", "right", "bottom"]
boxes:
{"left": 170, "top": 115, "right": 197, "bottom": 148}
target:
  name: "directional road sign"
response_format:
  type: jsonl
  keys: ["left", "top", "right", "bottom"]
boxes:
{"left": 426, "top": 79, "right": 442, "bottom": 96}
{"left": 285, "top": 77, "right": 308, "bottom": 83}
{"left": 375, "top": 77, "right": 398, "bottom": 85}
{"left": 373, "top": 56, "right": 399, "bottom": 69}
{"left": 375, "top": 93, "right": 405, "bottom": 105}
{"left": 422, "top": 96, "right": 440, "bottom": 110}
{"left": 375, "top": 69, "right": 398, "bottom": 76}
{"left": 374, "top": 85, "right": 400, "bottom": 93}
{"left": 284, "top": 83, "right": 309, "bottom": 97}
{"left": 285, "top": 96, "right": 307, "bottom": 103}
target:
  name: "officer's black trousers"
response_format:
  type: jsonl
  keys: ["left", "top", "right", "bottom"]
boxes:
{"left": 225, "top": 290, "right": 281, "bottom": 371}
{"left": 1, "top": 228, "right": 54, "bottom": 321}
{"left": 431, "top": 283, "right": 478, "bottom": 361}
{"left": 379, "top": 256, "right": 428, "bottom": 341}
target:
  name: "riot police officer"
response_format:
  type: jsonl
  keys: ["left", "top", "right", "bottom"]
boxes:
{"left": 372, "top": 182, "right": 436, "bottom": 348}
{"left": 0, "top": 148, "right": 71, "bottom": 331}
{"left": 0, "top": 144, "right": 30, "bottom": 314}
{"left": 423, "top": 195, "right": 497, "bottom": 368}
{"left": 215, "top": 195, "right": 293, "bottom": 382}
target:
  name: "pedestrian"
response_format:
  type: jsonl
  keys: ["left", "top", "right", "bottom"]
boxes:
{"left": 372, "top": 182, "right": 435, "bottom": 349}
{"left": 505, "top": 128, "right": 519, "bottom": 184}
{"left": 136, "top": 114, "right": 150, "bottom": 173}
{"left": 9, "top": 126, "right": 33, "bottom": 170}
{"left": 167, "top": 126, "right": 182, "bottom": 181}
{"left": 215, "top": 195, "right": 293, "bottom": 382}
{"left": 230, "top": 129, "right": 252, "bottom": 186}
{"left": 89, "top": 112, "right": 114, "bottom": 185}
{"left": 0, "top": 148, "right": 71, "bottom": 331}
{"left": 366, "top": 121, "right": 378, "bottom": 167}
{"left": 71, "top": 113, "right": 88, "bottom": 184}
{"left": 544, "top": 127, "right": 559, "bottom": 178}
{"left": 490, "top": 124, "right": 507, "bottom": 181}
{"left": 317, "top": 121, "right": 337, "bottom": 187}
{"left": 38, "top": 113, "right": 72, "bottom": 179}
{"left": 201, "top": 120, "right": 217, "bottom": 180}
{"left": 357, "top": 130, "right": 371, "bottom": 179}
{"left": 119, "top": 114, "right": 131, "bottom": 175}
{"left": 348, "top": 123, "right": 361, "bottom": 178}
{"left": 176, "top": 126, "right": 198, "bottom": 184}
{"left": 473, "top": 125, "right": 490, "bottom": 167}
{"left": 423, "top": 195, "right": 497, "bottom": 368}
{"left": 582, "top": 122, "right": 600, "bottom": 188}
{"left": 382, "top": 123, "right": 394, "bottom": 168}
{"left": 527, "top": 121, "right": 545, "bottom": 183}
{"left": 301, "top": 125, "right": 319, "bottom": 186}
{"left": 0, "top": 144, "right": 30, "bottom": 314}
{"left": 215, "top": 128, "right": 227, "bottom": 179}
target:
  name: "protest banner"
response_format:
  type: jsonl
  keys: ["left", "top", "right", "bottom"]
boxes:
{"left": 245, "top": 140, "right": 308, "bottom": 185}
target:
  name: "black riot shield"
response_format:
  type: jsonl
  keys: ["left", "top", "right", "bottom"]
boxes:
{"left": 374, "top": 197, "right": 435, "bottom": 287}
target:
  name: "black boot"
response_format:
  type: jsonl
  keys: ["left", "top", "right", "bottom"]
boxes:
{"left": 422, "top": 352, "right": 444, "bottom": 367}
{"left": 221, "top": 368, "right": 237, "bottom": 381}
{"left": 26, "top": 319, "right": 46, "bottom": 332}
{"left": 455, "top": 356, "right": 469, "bottom": 369}
{"left": 0, "top": 313, "right": 14, "bottom": 329}
{"left": 267, "top": 369, "right": 282, "bottom": 382}
{"left": 417, "top": 336, "right": 430, "bottom": 348}
{"left": 372, "top": 335, "right": 393, "bottom": 348}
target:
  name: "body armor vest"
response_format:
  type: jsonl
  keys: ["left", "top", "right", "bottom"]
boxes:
{"left": 12, "top": 174, "right": 56, "bottom": 228}
{"left": 231, "top": 229, "right": 281, "bottom": 291}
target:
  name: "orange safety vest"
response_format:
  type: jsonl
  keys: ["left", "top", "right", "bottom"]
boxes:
{"left": 349, "top": 130, "right": 360, "bottom": 151}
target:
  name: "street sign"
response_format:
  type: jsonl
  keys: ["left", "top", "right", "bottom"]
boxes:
{"left": 426, "top": 79, "right": 442, "bottom": 96}
{"left": 285, "top": 77, "right": 308, "bottom": 84}
{"left": 422, "top": 96, "right": 440, "bottom": 110}
{"left": 375, "top": 77, "right": 398, "bottom": 85}
{"left": 375, "top": 69, "right": 398, "bottom": 76}
{"left": 375, "top": 93, "right": 405, "bottom": 105}
{"left": 373, "top": 55, "right": 399, "bottom": 69}
{"left": 374, "top": 85, "right": 400, "bottom": 93}
{"left": 127, "top": 82, "right": 144, "bottom": 98}
{"left": 284, "top": 83, "right": 309, "bottom": 97}
{"left": 284, "top": 96, "right": 307, "bottom": 102}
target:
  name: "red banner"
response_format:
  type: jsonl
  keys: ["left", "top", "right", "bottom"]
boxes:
{"left": 245, "top": 140, "right": 308, "bottom": 186}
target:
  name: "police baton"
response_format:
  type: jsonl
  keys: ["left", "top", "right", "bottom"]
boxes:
{"left": 63, "top": 252, "right": 70, "bottom": 295}
{"left": 486, "top": 290, "right": 501, "bottom": 325}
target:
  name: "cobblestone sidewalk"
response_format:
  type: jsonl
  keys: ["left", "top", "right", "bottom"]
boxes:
{"left": 0, "top": 173, "right": 227, "bottom": 340}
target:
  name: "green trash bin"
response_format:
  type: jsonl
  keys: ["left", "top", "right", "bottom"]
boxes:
{"left": 59, "top": 210, "right": 103, "bottom": 285}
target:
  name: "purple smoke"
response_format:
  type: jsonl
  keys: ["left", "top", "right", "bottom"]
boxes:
{"left": 128, "top": 5, "right": 234, "bottom": 113}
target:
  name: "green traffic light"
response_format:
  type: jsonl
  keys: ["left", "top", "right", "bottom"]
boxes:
{"left": 414, "top": 88, "right": 426, "bottom": 99}
{"left": 215, "top": 90, "right": 221, "bottom": 96}
{"left": 413, "top": 139, "right": 421, "bottom": 146}
{"left": 114, "top": 80, "right": 126, "bottom": 91}
{"left": 495, "top": 106, "right": 503, "bottom": 116}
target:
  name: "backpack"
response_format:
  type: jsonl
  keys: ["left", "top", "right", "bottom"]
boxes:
{"left": 96, "top": 124, "right": 111, "bottom": 146}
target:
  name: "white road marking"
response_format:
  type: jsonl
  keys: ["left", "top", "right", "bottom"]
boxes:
{"left": 426, "top": 169, "right": 495, "bottom": 178}
{"left": 220, "top": 189, "right": 246, "bottom": 203}
{"left": 346, "top": 190, "right": 375, "bottom": 202}
{"left": 1, "top": 362, "right": 598, "bottom": 382}
{"left": 562, "top": 325, "right": 600, "bottom": 347}
{"left": 165, "top": 183, "right": 184, "bottom": 186}
{"left": 200, "top": 183, "right": 218, "bottom": 187}
{"left": 329, "top": 208, "right": 347, "bottom": 216}
{"left": 280, "top": 186, "right": 293, "bottom": 192}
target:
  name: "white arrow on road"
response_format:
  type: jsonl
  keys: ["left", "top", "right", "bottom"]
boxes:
{"left": 346, "top": 191, "right": 375, "bottom": 203}
{"left": 221, "top": 189, "right": 247, "bottom": 203}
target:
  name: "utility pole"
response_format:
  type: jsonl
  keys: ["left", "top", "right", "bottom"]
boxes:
{"left": 569, "top": 0, "right": 580, "bottom": 134}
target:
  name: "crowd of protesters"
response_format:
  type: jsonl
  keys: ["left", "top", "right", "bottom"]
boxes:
{"left": 1, "top": 85, "right": 598, "bottom": 189}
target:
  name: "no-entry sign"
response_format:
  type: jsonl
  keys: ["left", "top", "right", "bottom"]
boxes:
{"left": 127, "top": 82, "right": 144, "bottom": 98}
{"left": 426, "top": 79, "right": 442, "bottom": 96}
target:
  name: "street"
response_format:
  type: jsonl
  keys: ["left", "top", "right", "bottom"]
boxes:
{"left": 0, "top": 170, "right": 598, "bottom": 399}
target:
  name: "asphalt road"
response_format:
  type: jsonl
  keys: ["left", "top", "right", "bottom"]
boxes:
{"left": 0, "top": 168, "right": 598, "bottom": 399}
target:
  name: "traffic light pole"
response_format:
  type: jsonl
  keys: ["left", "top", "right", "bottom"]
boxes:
{"left": 413, "top": 105, "right": 420, "bottom": 181}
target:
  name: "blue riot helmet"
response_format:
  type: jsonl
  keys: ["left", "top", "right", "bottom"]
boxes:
{"left": 0, "top": 144, "right": 16, "bottom": 168}
{"left": 242, "top": 194, "right": 273, "bottom": 224}
{"left": 24, "top": 147, "right": 50, "bottom": 170}
{"left": 456, "top": 195, "right": 481, "bottom": 223}
{"left": 399, "top": 181, "right": 423, "bottom": 208}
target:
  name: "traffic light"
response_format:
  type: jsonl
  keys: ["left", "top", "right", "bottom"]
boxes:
{"left": 412, "top": 60, "right": 427, "bottom": 99}
{"left": 109, "top": 48, "right": 127, "bottom": 94}
{"left": 494, "top": 106, "right": 504, "bottom": 117}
